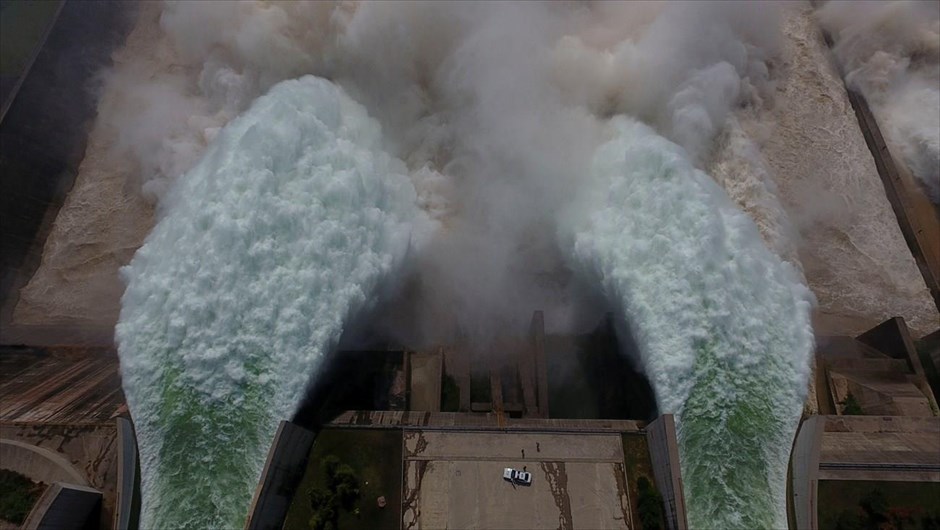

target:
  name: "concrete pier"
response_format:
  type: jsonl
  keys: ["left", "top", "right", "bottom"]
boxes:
{"left": 645, "top": 415, "right": 688, "bottom": 530}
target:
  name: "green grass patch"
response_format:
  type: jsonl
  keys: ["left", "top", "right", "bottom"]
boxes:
{"left": 817, "top": 480, "right": 940, "bottom": 530}
{"left": 284, "top": 428, "right": 402, "bottom": 530}
{"left": 0, "top": 469, "right": 44, "bottom": 524}
{"left": 621, "top": 433, "right": 665, "bottom": 530}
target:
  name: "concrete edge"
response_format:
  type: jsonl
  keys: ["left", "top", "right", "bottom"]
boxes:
{"left": 645, "top": 414, "right": 688, "bottom": 530}
{"left": 114, "top": 417, "right": 139, "bottom": 530}
{"left": 791, "top": 416, "right": 825, "bottom": 530}
{"left": 244, "top": 420, "right": 315, "bottom": 530}
{"left": 22, "top": 481, "right": 102, "bottom": 530}
{"left": 0, "top": 438, "right": 88, "bottom": 485}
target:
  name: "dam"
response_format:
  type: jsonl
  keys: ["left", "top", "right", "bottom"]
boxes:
{"left": 1, "top": 1, "right": 938, "bottom": 529}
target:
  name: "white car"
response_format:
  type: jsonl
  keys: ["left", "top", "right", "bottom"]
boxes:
{"left": 503, "top": 467, "right": 533, "bottom": 486}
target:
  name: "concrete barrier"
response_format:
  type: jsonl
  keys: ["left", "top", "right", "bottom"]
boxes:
{"left": 244, "top": 421, "right": 315, "bottom": 530}
{"left": 22, "top": 482, "right": 102, "bottom": 530}
{"left": 645, "top": 414, "right": 688, "bottom": 530}
{"left": 858, "top": 318, "right": 926, "bottom": 376}
{"left": 0, "top": 438, "right": 87, "bottom": 486}
{"left": 113, "top": 417, "right": 139, "bottom": 530}
{"left": 790, "top": 416, "right": 824, "bottom": 530}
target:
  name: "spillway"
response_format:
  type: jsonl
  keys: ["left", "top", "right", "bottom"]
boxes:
{"left": 115, "top": 76, "right": 422, "bottom": 527}
{"left": 563, "top": 118, "right": 815, "bottom": 528}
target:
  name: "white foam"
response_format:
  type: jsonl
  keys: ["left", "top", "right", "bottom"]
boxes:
{"left": 115, "top": 76, "right": 424, "bottom": 528}
{"left": 562, "top": 118, "right": 814, "bottom": 528}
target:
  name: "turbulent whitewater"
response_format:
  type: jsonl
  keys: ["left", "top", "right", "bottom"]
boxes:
{"left": 115, "top": 76, "right": 421, "bottom": 528}
{"left": 564, "top": 118, "right": 815, "bottom": 528}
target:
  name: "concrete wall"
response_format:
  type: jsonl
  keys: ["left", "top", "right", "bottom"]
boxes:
{"left": 917, "top": 330, "right": 940, "bottom": 400}
{"left": 645, "top": 414, "right": 688, "bottom": 530}
{"left": 858, "top": 318, "right": 923, "bottom": 372}
{"left": 857, "top": 317, "right": 939, "bottom": 410}
{"left": 0, "top": 438, "right": 87, "bottom": 486}
{"left": 23, "top": 482, "right": 102, "bottom": 530}
{"left": 790, "top": 416, "right": 824, "bottom": 530}
{"left": 113, "top": 418, "right": 139, "bottom": 530}
{"left": 243, "top": 421, "right": 315, "bottom": 530}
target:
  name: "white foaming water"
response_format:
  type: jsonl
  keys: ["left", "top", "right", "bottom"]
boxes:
{"left": 563, "top": 118, "right": 814, "bottom": 529}
{"left": 115, "top": 76, "right": 423, "bottom": 528}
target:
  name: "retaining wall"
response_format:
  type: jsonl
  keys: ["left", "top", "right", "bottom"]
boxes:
{"left": 790, "top": 416, "right": 825, "bottom": 530}
{"left": 23, "top": 482, "right": 102, "bottom": 530}
{"left": 645, "top": 414, "right": 688, "bottom": 530}
{"left": 243, "top": 421, "right": 315, "bottom": 530}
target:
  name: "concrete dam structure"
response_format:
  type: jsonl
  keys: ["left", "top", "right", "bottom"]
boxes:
{"left": 1, "top": 1, "right": 938, "bottom": 529}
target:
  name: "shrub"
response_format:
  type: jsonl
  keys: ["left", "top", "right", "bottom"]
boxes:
{"left": 323, "top": 455, "right": 340, "bottom": 479}
{"left": 840, "top": 393, "right": 864, "bottom": 415}
{"left": 307, "top": 486, "right": 337, "bottom": 530}
{"left": 636, "top": 476, "right": 664, "bottom": 530}
{"left": 331, "top": 465, "right": 360, "bottom": 511}
{"left": 0, "top": 469, "right": 43, "bottom": 524}
{"left": 308, "top": 456, "right": 362, "bottom": 529}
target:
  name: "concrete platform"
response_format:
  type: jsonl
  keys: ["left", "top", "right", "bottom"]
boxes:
{"left": 401, "top": 430, "right": 632, "bottom": 529}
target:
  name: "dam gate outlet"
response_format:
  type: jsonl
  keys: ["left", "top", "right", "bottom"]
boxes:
{"left": 292, "top": 311, "right": 657, "bottom": 430}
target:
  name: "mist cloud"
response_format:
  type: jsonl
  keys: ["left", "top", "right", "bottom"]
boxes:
{"left": 100, "top": 0, "right": 785, "bottom": 346}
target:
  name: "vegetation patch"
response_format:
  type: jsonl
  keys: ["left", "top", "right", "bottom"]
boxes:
{"left": 621, "top": 434, "right": 666, "bottom": 530}
{"left": 637, "top": 476, "right": 665, "bottom": 530}
{"left": 284, "top": 428, "right": 402, "bottom": 530}
{"left": 307, "top": 455, "right": 362, "bottom": 530}
{"left": 839, "top": 393, "right": 864, "bottom": 415}
{"left": 0, "top": 469, "right": 45, "bottom": 525}
{"left": 817, "top": 480, "right": 940, "bottom": 530}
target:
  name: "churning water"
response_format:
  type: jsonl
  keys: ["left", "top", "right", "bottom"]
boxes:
{"left": 563, "top": 118, "right": 815, "bottom": 528}
{"left": 116, "top": 76, "right": 422, "bottom": 528}
{"left": 117, "top": 80, "right": 814, "bottom": 528}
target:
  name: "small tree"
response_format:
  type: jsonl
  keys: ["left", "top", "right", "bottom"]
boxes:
{"left": 331, "top": 464, "right": 360, "bottom": 511}
{"left": 308, "top": 487, "right": 337, "bottom": 530}
{"left": 840, "top": 393, "right": 864, "bottom": 415}
{"left": 308, "top": 456, "right": 362, "bottom": 529}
